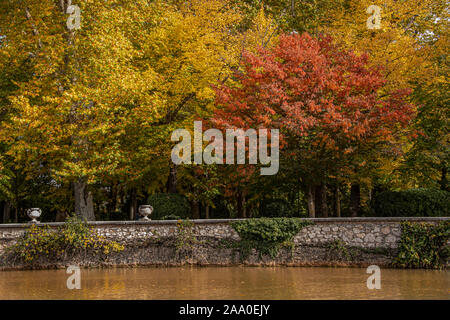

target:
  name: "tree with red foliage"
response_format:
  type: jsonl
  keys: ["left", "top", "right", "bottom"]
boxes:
{"left": 212, "top": 32, "right": 415, "bottom": 217}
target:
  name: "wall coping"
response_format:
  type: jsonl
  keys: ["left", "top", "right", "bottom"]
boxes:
{"left": 0, "top": 217, "right": 448, "bottom": 229}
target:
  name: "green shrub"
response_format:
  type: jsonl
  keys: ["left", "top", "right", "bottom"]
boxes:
{"left": 395, "top": 221, "right": 449, "bottom": 269}
{"left": 231, "top": 218, "right": 313, "bottom": 259}
{"left": 371, "top": 188, "right": 450, "bottom": 217}
{"left": 147, "top": 193, "right": 190, "bottom": 220}
{"left": 262, "top": 201, "right": 295, "bottom": 217}
{"left": 5, "top": 216, "right": 124, "bottom": 263}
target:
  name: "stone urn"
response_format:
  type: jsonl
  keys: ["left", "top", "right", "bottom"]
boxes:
{"left": 27, "top": 208, "right": 42, "bottom": 223}
{"left": 138, "top": 205, "right": 153, "bottom": 221}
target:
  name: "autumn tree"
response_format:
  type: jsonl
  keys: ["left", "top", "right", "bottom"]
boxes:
{"left": 233, "top": 0, "right": 349, "bottom": 34}
{"left": 212, "top": 32, "right": 414, "bottom": 217}
{"left": 401, "top": 32, "right": 449, "bottom": 191}
{"left": 0, "top": 0, "right": 279, "bottom": 220}
{"left": 0, "top": 0, "right": 163, "bottom": 220}
{"left": 147, "top": 4, "right": 279, "bottom": 217}
{"left": 322, "top": 0, "right": 448, "bottom": 198}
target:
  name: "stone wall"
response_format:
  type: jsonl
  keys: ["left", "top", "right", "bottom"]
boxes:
{"left": 293, "top": 221, "right": 402, "bottom": 248}
{"left": 0, "top": 217, "right": 448, "bottom": 269}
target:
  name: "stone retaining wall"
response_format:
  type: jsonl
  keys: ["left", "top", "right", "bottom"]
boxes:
{"left": 0, "top": 217, "right": 448, "bottom": 269}
{"left": 294, "top": 222, "right": 402, "bottom": 248}
{"left": 92, "top": 219, "right": 404, "bottom": 249}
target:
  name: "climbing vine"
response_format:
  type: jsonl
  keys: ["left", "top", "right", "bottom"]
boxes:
{"left": 230, "top": 218, "right": 313, "bottom": 260}
{"left": 395, "top": 221, "right": 449, "bottom": 269}
{"left": 174, "top": 219, "right": 198, "bottom": 257}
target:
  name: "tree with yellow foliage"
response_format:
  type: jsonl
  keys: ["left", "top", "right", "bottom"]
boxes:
{"left": 0, "top": 0, "right": 277, "bottom": 220}
{"left": 324, "top": 0, "right": 448, "bottom": 94}
{"left": 319, "top": 0, "right": 448, "bottom": 210}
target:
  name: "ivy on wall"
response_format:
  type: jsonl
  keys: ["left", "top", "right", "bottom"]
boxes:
{"left": 230, "top": 218, "right": 313, "bottom": 260}
{"left": 174, "top": 219, "right": 198, "bottom": 258}
{"left": 395, "top": 221, "right": 449, "bottom": 269}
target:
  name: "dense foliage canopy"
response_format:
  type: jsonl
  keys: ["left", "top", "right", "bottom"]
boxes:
{"left": 0, "top": 0, "right": 448, "bottom": 222}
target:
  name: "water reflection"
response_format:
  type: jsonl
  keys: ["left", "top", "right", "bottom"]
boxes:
{"left": 0, "top": 267, "right": 448, "bottom": 299}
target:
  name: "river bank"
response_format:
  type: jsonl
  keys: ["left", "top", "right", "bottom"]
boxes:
{"left": 0, "top": 236, "right": 396, "bottom": 271}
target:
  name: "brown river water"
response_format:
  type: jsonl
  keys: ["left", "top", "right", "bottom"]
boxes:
{"left": 0, "top": 266, "right": 448, "bottom": 300}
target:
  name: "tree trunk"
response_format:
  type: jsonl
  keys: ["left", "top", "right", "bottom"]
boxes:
{"left": 192, "top": 200, "right": 200, "bottom": 219}
{"left": 315, "top": 184, "right": 328, "bottom": 217}
{"left": 166, "top": 164, "right": 178, "bottom": 193}
{"left": 13, "top": 206, "right": 18, "bottom": 223}
{"left": 237, "top": 191, "right": 246, "bottom": 218}
{"left": 113, "top": 183, "right": 121, "bottom": 213}
{"left": 314, "top": 185, "right": 322, "bottom": 217}
{"left": 59, "top": 1, "right": 96, "bottom": 222}
{"left": 205, "top": 205, "right": 210, "bottom": 219}
{"left": 321, "top": 184, "right": 328, "bottom": 217}
{"left": 107, "top": 183, "right": 117, "bottom": 215}
{"left": 247, "top": 204, "right": 254, "bottom": 218}
{"left": 73, "top": 179, "right": 95, "bottom": 221}
{"left": 350, "top": 183, "right": 361, "bottom": 217}
{"left": 3, "top": 202, "right": 11, "bottom": 223}
{"left": 334, "top": 186, "right": 341, "bottom": 218}
{"left": 307, "top": 185, "right": 315, "bottom": 218}
{"left": 129, "top": 188, "right": 137, "bottom": 220}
